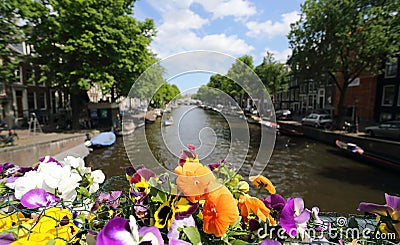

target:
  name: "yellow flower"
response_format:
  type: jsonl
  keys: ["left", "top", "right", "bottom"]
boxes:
{"left": 11, "top": 233, "right": 54, "bottom": 245}
{"left": 249, "top": 175, "right": 276, "bottom": 194}
{"left": 239, "top": 194, "right": 275, "bottom": 224}
{"left": 0, "top": 212, "right": 28, "bottom": 233}
{"left": 31, "top": 207, "right": 78, "bottom": 242}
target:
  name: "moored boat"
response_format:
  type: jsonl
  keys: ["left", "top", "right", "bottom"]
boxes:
{"left": 85, "top": 131, "right": 116, "bottom": 148}
{"left": 335, "top": 139, "right": 400, "bottom": 170}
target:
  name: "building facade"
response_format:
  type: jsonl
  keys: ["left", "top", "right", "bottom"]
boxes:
{"left": 0, "top": 43, "right": 68, "bottom": 128}
{"left": 375, "top": 57, "right": 400, "bottom": 122}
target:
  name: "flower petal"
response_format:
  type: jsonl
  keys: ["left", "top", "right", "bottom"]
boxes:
{"left": 138, "top": 226, "right": 164, "bottom": 245}
{"left": 385, "top": 193, "right": 400, "bottom": 211}
{"left": 20, "top": 188, "right": 59, "bottom": 208}
{"left": 280, "top": 198, "right": 297, "bottom": 237}
{"left": 168, "top": 216, "right": 196, "bottom": 240}
{"left": 358, "top": 202, "right": 392, "bottom": 216}
{"left": 263, "top": 194, "right": 286, "bottom": 211}
{"left": 97, "top": 217, "right": 135, "bottom": 245}
{"left": 259, "top": 239, "right": 281, "bottom": 245}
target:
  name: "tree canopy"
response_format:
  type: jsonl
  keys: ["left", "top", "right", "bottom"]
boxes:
{"left": 288, "top": 0, "right": 400, "bottom": 124}
{"left": 0, "top": 0, "right": 22, "bottom": 85}
{"left": 18, "top": 0, "right": 157, "bottom": 97}
{"left": 254, "top": 52, "right": 288, "bottom": 102}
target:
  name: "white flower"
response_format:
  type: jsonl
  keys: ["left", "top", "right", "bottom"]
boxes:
{"left": 12, "top": 171, "right": 44, "bottom": 199}
{"left": 58, "top": 171, "right": 82, "bottom": 201}
{"left": 62, "top": 156, "right": 90, "bottom": 174}
{"left": 88, "top": 170, "right": 105, "bottom": 193}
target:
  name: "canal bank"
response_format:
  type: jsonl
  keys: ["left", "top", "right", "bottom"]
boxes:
{"left": 0, "top": 129, "right": 97, "bottom": 166}
{"left": 278, "top": 120, "right": 400, "bottom": 167}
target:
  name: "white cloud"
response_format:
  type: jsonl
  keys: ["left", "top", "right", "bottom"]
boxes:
{"left": 260, "top": 48, "right": 292, "bottom": 63}
{"left": 193, "top": 0, "right": 257, "bottom": 20}
{"left": 153, "top": 29, "right": 254, "bottom": 58}
{"left": 246, "top": 11, "right": 300, "bottom": 39}
{"left": 145, "top": 0, "right": 254, "bottom": 59}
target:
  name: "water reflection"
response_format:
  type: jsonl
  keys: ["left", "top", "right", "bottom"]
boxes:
{"left": 85, "top": 106, "right": 400, "bottom": 213}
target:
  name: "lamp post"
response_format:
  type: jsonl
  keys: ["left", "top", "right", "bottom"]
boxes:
{"left": 353, "top": 98, "right": 359, "bottom": 133}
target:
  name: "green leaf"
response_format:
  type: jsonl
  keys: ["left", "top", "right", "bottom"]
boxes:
{"left": 45, "top": 239, "right": 56, "bottom": 245}
{"left": 182, "top": 226, "right": 201, "bottom": 245}
{"left": 77, "top": 186, "right": 90, "bottom": 196}
{"left": 230, "top": 239, "right": 250, "bottom": 245}
{"left": 151, "top": 190, "right": 167, "bottom": 203}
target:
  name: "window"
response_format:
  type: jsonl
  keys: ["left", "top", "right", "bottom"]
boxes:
{"left": 37, "top": 92, "right": 46, "bottom": 109}
{"left": 385, "top": 61, "right": 398, "bottom": 78}
{"left": 398, "top": 87, "right": 400, "bottom": 106}
{"left": 28, "top": 92, "right": 35, "bottom": 109}
{"left": 26, "top": 68, "right": 34, "bottom": 84}
{"left": 0, "top": 83, "right": 4, "bottom": 95}
{"left": 380, "top": 112, "right": 392, "bottom": 121}
{"left": 382, "top": 85, "right": 395, "bottom": 106}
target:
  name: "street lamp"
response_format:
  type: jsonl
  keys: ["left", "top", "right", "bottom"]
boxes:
{"left": 353, "top": 97, "right": 359, "bottom": 133}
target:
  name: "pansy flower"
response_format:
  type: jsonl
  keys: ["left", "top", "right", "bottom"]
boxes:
{"left": 154, "top": 195, "right": 198, "bottom": 229}
{"left": 358, "top": 193, "right": 400, "bottom": 237}
{"left": 174, "top": 162, "right": 217, "bottom": 203}
{"left": 279, "top": 198, "right": 311, "bottom": 238}
{"left": 31, "top": 207, "right": 78, "bottom": 242}
{"left": 97, "top": 215, "right": 163, "bottom": 245}
{"left": 249, "top": 175, "right": 276, "bottom": 194}
{"left": 239, "top": 194, "right": 275, "bottom": 224}
{"left": 178, "top": 144, "right": 199, "bottom": 166}
{"left": 202, "top": 185, "right": 239, "bottom": 237}
{"left": 20, "top": 188, "right": 59, "bottom": 209}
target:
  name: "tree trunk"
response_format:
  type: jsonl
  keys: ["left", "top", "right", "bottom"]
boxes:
{"left": 335, "top": 84, "right": 348, "bottom": 129}
{"left": 70, "top": 90, "right": 89, "bottom": 130}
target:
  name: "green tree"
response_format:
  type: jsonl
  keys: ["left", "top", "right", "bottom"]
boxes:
{"left": 288, "top": 0, "right": 400, "bottom": 126}
{"left": 151, "top": 83, "right": 180, "bottom": 108}
{"left": 18, "top": 0, "right": 157, "bottom": 128}
{"left": 254, "top": 52, "right": 289, "bottom": 104}
{"left": 0, "top": 0, "right": 22, "bottom": 87}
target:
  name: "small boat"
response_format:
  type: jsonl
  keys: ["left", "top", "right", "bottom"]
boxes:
{"left": 335, "top": 140, "right": 364, "bottom": 154}
{"left": 335, "top": 139, "right": 400, "bottom": 170}
{"left": 85, "top": 131, "right": 116, "bottom": 148}
{"left": 164, "top": 118, "right": 174, "bottom": 126}
{"left": 115, "top": 121, "right": 136, "bottom": 136}
{"left": 279, "top": 127, "right": 304, "bottom": 137}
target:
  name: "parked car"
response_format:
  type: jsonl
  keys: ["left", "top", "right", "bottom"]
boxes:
{"left": 275, "top": 109, "right": 291, "bottom": 120}
{"left": 301, "top": 113, "right": 332, "bottom": 128}
{"left": 364, "top": 121, "right": 400, "bottom": 140}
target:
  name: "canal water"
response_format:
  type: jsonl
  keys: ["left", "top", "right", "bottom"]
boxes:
{"left": 85, "top": 106, "right": 399, "bottom": 213}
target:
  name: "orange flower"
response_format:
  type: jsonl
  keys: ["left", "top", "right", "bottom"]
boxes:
{"left": 239, "top": 194, "right": 275, "bottom": 224}
{"left": 249, "top": 175, "right": 276, "bottom": 194}
{"left": 174, "top": 162, "right": 216, "bottom": 203}
{"left": 203, "top": 186, "right": 239, "bottom": 237}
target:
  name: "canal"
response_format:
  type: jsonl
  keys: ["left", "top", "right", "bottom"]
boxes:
{"left": 85, "top": 105, "right": 400, "bottom": 213}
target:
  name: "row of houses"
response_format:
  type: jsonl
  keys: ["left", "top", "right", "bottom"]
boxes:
{"left": 275, "top": 58, "right": 400, "bottom": 124}
{"left": 0, "top": 43, "right": 70, "bottom": 128}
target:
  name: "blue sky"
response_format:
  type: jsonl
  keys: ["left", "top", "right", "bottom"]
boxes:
{"left": 134, "top": 0, "right": 304, "bottom": 93}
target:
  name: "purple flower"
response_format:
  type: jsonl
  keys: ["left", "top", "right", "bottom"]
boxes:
{"left": 279, "top": 198, "right": 311, "bottom": 238}
{"left": 263, "top": 194, "right": 286, "bottom": 212}
{"left": 97, "top": 191, "right": 122, "bottom": 208}
{"left": 39, "top": 156, "right": 62, "bottom": 166}
{"left": 169, "top": 239, "right": 192, "bottom": 245}
{"left": 20, "top": 188, "right": 59, "bottom": 208}
{"left": 0, "top": 233, "right": 15, "bottom": 245}
{"left": 167, "top": 216, "right": 196, "bottom": 240}
{"left": 97, "top": 216, "right": 163, "bottom": 245}
{"left": 358, "top": 193, "right": 400, "bottom": 235}
{"left": 249, "top": 218, "right": 261, "bottom": 232}
{"left": 178, "top": 145, "right": 197, "bottom": 166}
{"left": 259, "top": 239, "right": 281, "bottom": 245}
{"left": 129, "top": 168, "right": 156, "bottom": 184}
